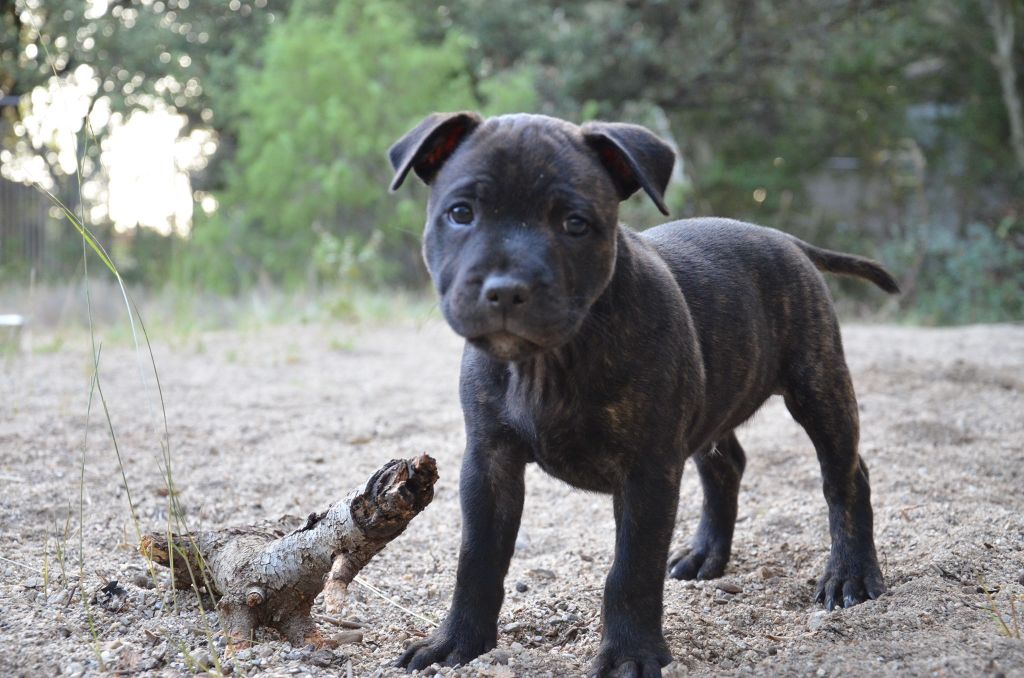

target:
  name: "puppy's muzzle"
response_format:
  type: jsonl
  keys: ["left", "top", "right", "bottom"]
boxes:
{"left": 446, "top": 272, "right": 573, "bottom": 360}
{"left": 481, "top": 274, "right": 531, "bottom": 313}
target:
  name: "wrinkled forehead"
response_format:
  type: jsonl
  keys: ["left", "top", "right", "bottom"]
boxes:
{"left": 432, "top": 115, "right": 618, "bottom": 207}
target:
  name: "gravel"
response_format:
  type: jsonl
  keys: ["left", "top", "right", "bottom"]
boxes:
{"left": 1, "top": 321, "right": 1023, "bottom": 676}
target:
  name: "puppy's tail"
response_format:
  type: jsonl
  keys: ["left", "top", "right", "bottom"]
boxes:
{"left": 792, "top": 239, "right": 901, "bottom": 294}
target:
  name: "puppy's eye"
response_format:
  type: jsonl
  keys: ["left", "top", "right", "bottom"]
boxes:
{"left": 563, "top": 215, "right": 590, "bottom": 237}
{"left": 448, "top": 204, "right": 474, "bottom": 225}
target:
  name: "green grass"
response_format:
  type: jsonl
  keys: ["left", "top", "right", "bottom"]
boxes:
{"left": 979, "top": 576, "right": 1023, "bottom": 640}
{"left": 27, "top": 42, "right": 228, "bottom": 671}
{"left": 16, "top": 51, "right": 443, "bottom": 672}
{"left": 15, "top": 41, "right": 435, "bottom": 673}
{"left": 10, "top": 281, "right": 439, "bottom": 351}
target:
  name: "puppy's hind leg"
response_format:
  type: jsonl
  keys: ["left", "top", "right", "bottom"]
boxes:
{"left": 669, "top": 431, "right": 745, "bottom": 581}
{"left": 783, "top": 362, "right": 885, "bottom": 610}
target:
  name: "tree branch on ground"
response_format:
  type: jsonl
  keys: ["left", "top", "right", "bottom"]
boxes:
{"left": 138, "top": 454, "right": 438, "bottom": 649}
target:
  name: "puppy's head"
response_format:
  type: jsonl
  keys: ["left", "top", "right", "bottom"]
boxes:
{"left": 389, "top": 113, "right": 674, "bottom": 362}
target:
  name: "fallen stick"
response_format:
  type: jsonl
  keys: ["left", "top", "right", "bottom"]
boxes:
{"left": 139, "top": 454, "right": 437, "bottom": 648}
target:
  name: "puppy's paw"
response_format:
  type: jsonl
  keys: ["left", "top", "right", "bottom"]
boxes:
{"left": 814, "top": 560, "right": 885, "bottom": 610}
{"left": 667, "top": 546, "right": 728, "bottom": 581}
{"left": 393, "top": 626, "right": 494, "bottom": 672}
{"left": 588, "top": 643, "right": 671, "bottom": 678}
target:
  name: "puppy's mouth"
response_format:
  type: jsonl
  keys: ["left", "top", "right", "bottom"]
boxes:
{"left": 467, "top": 330, "right": 544, "bottom": 362}
{"left": 440, "top": 294, "right": 587, "bottom": 361}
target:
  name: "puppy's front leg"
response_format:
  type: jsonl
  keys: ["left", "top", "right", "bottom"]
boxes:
{"left": 396, "top": 440, "right": 527, "bottom": 670}
{"left": 592, "top": 463, "right": 682, "bottom": 678}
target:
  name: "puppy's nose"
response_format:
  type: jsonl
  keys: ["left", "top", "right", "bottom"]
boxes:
{"left": 481, "top": 275, "right": 530, "bottom": 311}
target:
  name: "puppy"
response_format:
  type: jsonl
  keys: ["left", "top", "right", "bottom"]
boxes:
{"left": 388, "top": 112, "right": 895, "bottom": 677}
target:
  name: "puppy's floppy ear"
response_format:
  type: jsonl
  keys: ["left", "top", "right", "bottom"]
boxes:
{"left": 581, "top": 122, "right": 675, "bottom": 216}
{"left": 388, "top": 112, "right": 483, "bottom": 191}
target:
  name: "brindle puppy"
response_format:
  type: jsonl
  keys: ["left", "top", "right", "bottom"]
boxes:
{"left": 388, "top": 112, "right": 896, "bottom": 678}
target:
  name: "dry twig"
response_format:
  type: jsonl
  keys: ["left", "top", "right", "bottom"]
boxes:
{"left": 139, "top": 455, "right": 437, "bottom": 648}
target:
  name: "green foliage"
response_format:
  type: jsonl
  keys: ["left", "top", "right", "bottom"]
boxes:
{"left": 477, "top": 65, "right": 539, "bottom": 117}
{"left": 170, "top": 212, "right": 255, "bottom": 295}
{"left": 217, "top": 0, "right": 478, "bottom": 286}
{"left": 3, "top": 0, "right": 1023, "bottom": 324}
{"left": 1, "top": 1, "right": 288, "bottom": 191}
{"left": 312, "top": 229, "right": 389, "bottom": 286}
{"left": 884, "top": 223, "right": 1024, "bottom": 324}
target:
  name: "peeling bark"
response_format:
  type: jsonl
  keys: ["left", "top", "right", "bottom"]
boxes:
{"left": 139, "top": 454, "right": 437, "bottom": 648}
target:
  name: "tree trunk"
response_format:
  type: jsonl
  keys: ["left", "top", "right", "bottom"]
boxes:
{"left": 139, "top": 454, "right": 438, "bottom": 648}
{"left": 986, "top": 0, "right": 1024, "bottom": 174}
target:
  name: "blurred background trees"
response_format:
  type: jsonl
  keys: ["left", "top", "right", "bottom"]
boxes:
{"left": 1, "top": 0, "right": 1021, "bottom": 322}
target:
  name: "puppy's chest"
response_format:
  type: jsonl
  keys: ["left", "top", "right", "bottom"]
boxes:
{"left": 503, "top": 380, "right": 635, "bottom": 493}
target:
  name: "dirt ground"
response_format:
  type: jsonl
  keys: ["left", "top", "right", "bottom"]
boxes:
{"left": 1, "top": 319, "right": 1022, "bottom": 677}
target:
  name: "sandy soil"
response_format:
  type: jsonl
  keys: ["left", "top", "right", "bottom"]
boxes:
{"left": 1, "top": 319, "right": 1022, "bottom": 677}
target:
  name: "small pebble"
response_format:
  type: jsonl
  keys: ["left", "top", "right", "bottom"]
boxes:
{"left": 808, "top": 610, "right": 828, "bottom": 631}
{"left": 515, "top": 582, "right": 528, "bottom": 593}
{"left": 139, "top": 658, "right": 162, "bottom": 671}
{"left": 333, "top": 630, "right": 363, "bottom": 645}
{"left": 490, "top": 649, "right": 510, "bottom": 665}
{"left": 528, "top": 568, "right": 556, "bottom": 580}
{"left": 309, "top": 649, "right": 335, "bottom": 667}
{"left": 195, "top": 652, "right": 213, "bottom": 670}
{"left": 716, "top": 582, "right": 742, "bottom": 594}
{"left": 133, "top": 573, "right": 155, "bottom": 589}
